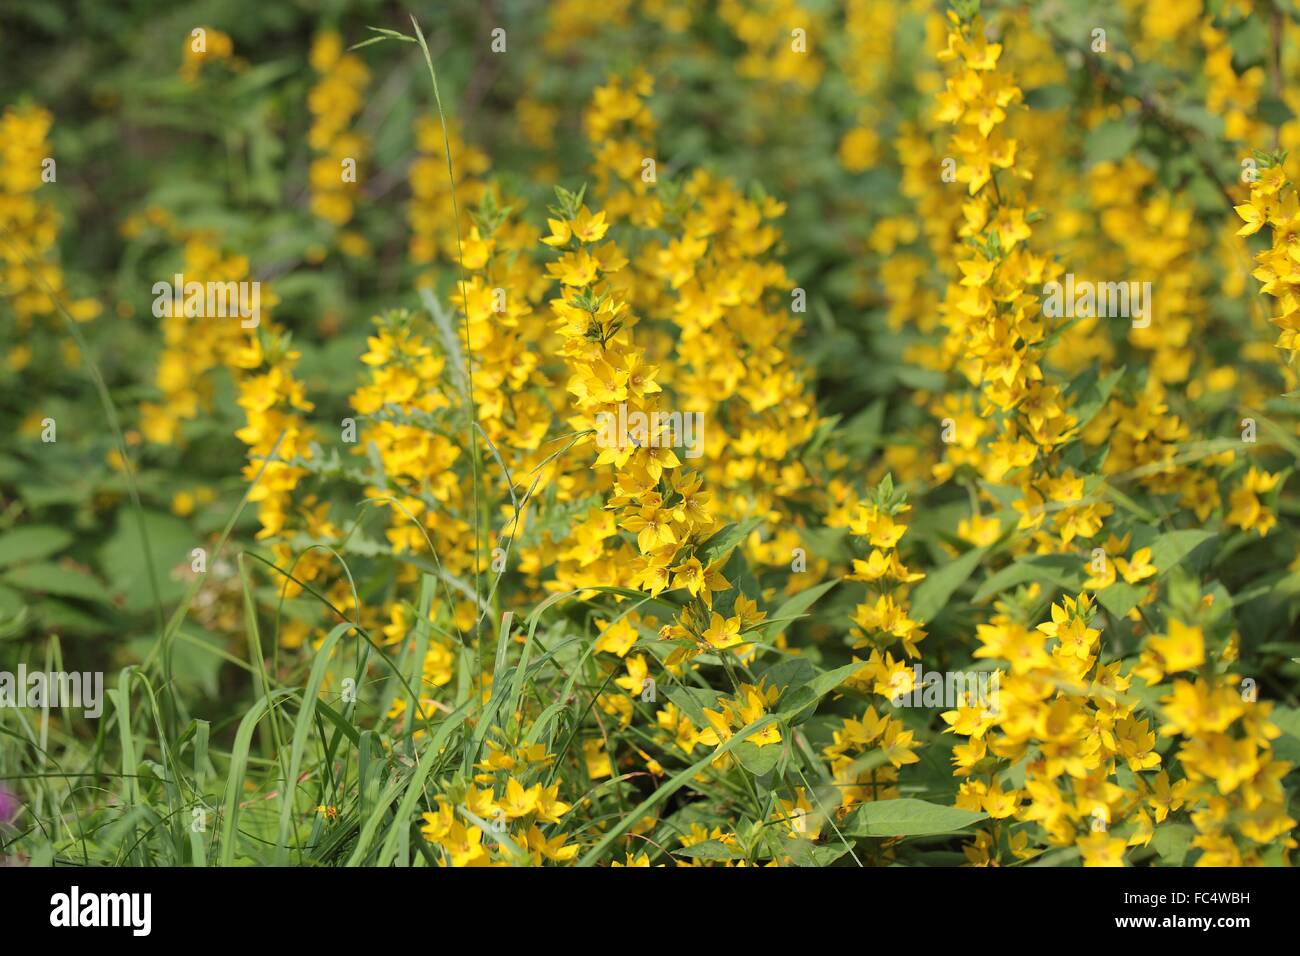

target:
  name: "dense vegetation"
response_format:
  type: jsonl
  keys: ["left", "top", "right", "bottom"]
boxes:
{"left": 1, "top": 0, "right": 1297, "bottom": 867}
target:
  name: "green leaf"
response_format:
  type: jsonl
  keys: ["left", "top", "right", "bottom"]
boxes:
{"left": 973, "top": 554, "right": 1080, "bottom": 604}
{"left": 166, "top": 628, "right": 226, "bottom": 698}
{"left": 664, "top": 685, "right": 722, "bottom": 727}
{"left": 911, "top": 546, "right": 988, "bottom": 621}
{"left": 1102, "top": 481, "right": 1159, "bottom": 523}
{"left": 734, "top": 739, "right": 782, "bottom": 776}
{"left": 1068, "top": 366, "right": 1125, "bottom": 433}
{"left": 0, "top": 583, "right": 24, "bottom": 620}
{"left": 894, "top": 365, "right": 947, "bottom": 391}
{"left": 779, "top": 837, "right": 850, "bottom": 867}
{"left": 1085, "top": 119, "right": 1139, "bottom": 165}
{"left": 1151, "top": 823, "right": 1193, "bottom": 866}
{"left": 778, "top": 660, "right": 868, "bottom": 722}
{"left": 759, "top": 656, "right": 816, "bottom": 692}
{"left": 1228, "top": 14, "right": 1269, "bottom": 69}
{"left": 5, "top": 563, "right": 113, "bottom": 604}
{"left": 1024, "top": 84, "right": 1071, "bottom": 110}
{"left": 697, "top": 517, "right": 763, "bottom": 567}
{"left": 838, "top": 399, "right": 886, "bottom": 456}
{"left": 1096, "top": 582, "right": 1144, "bottom": 621}
{"left": 1168, "top": 102, "right": 1224, "bottom": 140}
{"left": 0, "top": 526, "right": 74, "bottom": 567}
{"left": 755, "top": 579, "right": 839, "bottom": 638}
{"left": 97, "top": 510, "right": 193, "bottom": 609}
{"left": 1258, "top": 95, "right": 1295, "bottom": 128}
{"left": 1149, "top": 529, "right": 1215, "bottom": 573}
{"left": 36, "top": 599, "right": 109, "bottom": 634}
{"left": 1270, "top": 706, "right": 1300, "bottom": 764}
{"left": 842, "top": 798, "right": 987, "bottom": 838}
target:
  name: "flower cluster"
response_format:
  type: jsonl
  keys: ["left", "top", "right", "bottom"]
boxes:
{"left": 11, "top": 1, "right": 1300, "bottom": 872}
{"left": 307, "top": 31, "right": 371, "bottom": 239}
{"left": 0, "top": 105, "right": 98, "bottom": 329}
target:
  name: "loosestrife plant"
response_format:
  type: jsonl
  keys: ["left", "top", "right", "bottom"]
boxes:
{"left": 0, "top": 2, "right": 1296, "bottom": 869}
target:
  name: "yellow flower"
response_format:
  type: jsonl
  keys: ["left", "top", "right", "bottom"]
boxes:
{"left": 595, "top": 617, "right": 639, "bottom": 657}
{"left": 620, "top": 499, "right": 679, "bottom": 552}
{"left": 701, "top": 612, "right": 743, "bottom": 651}
{"left": 1077, "top": 831, "right": 1127, "bottom": 867}
{"left": 569, "top": 205, "right": 610, "bottom": 242}
{"left": 583, "top": 738, "right": 612, "bottom": 780}
{"left": 500, "top": 777, "right": 541, "bottom": 819}
{"left": 1148, "top": 619, "right": 1205, "bottom": 674}
{"left": 982, "top": 782, "right": 1019, "bottom": 819}
{"left": 957, "top": 512, "right": 1001, "bottom": 547}
{"left": 1114, "top": 547, "right": 1157, "bottom": 584}
{"left": 838, "top": 126, "right": 879, "bottom": 173}
{"left": 1226, "top": 468, "right": 1281, "bottom": 536}
{"left": 671, "top": 556, "right": 705, "bottom": 596}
